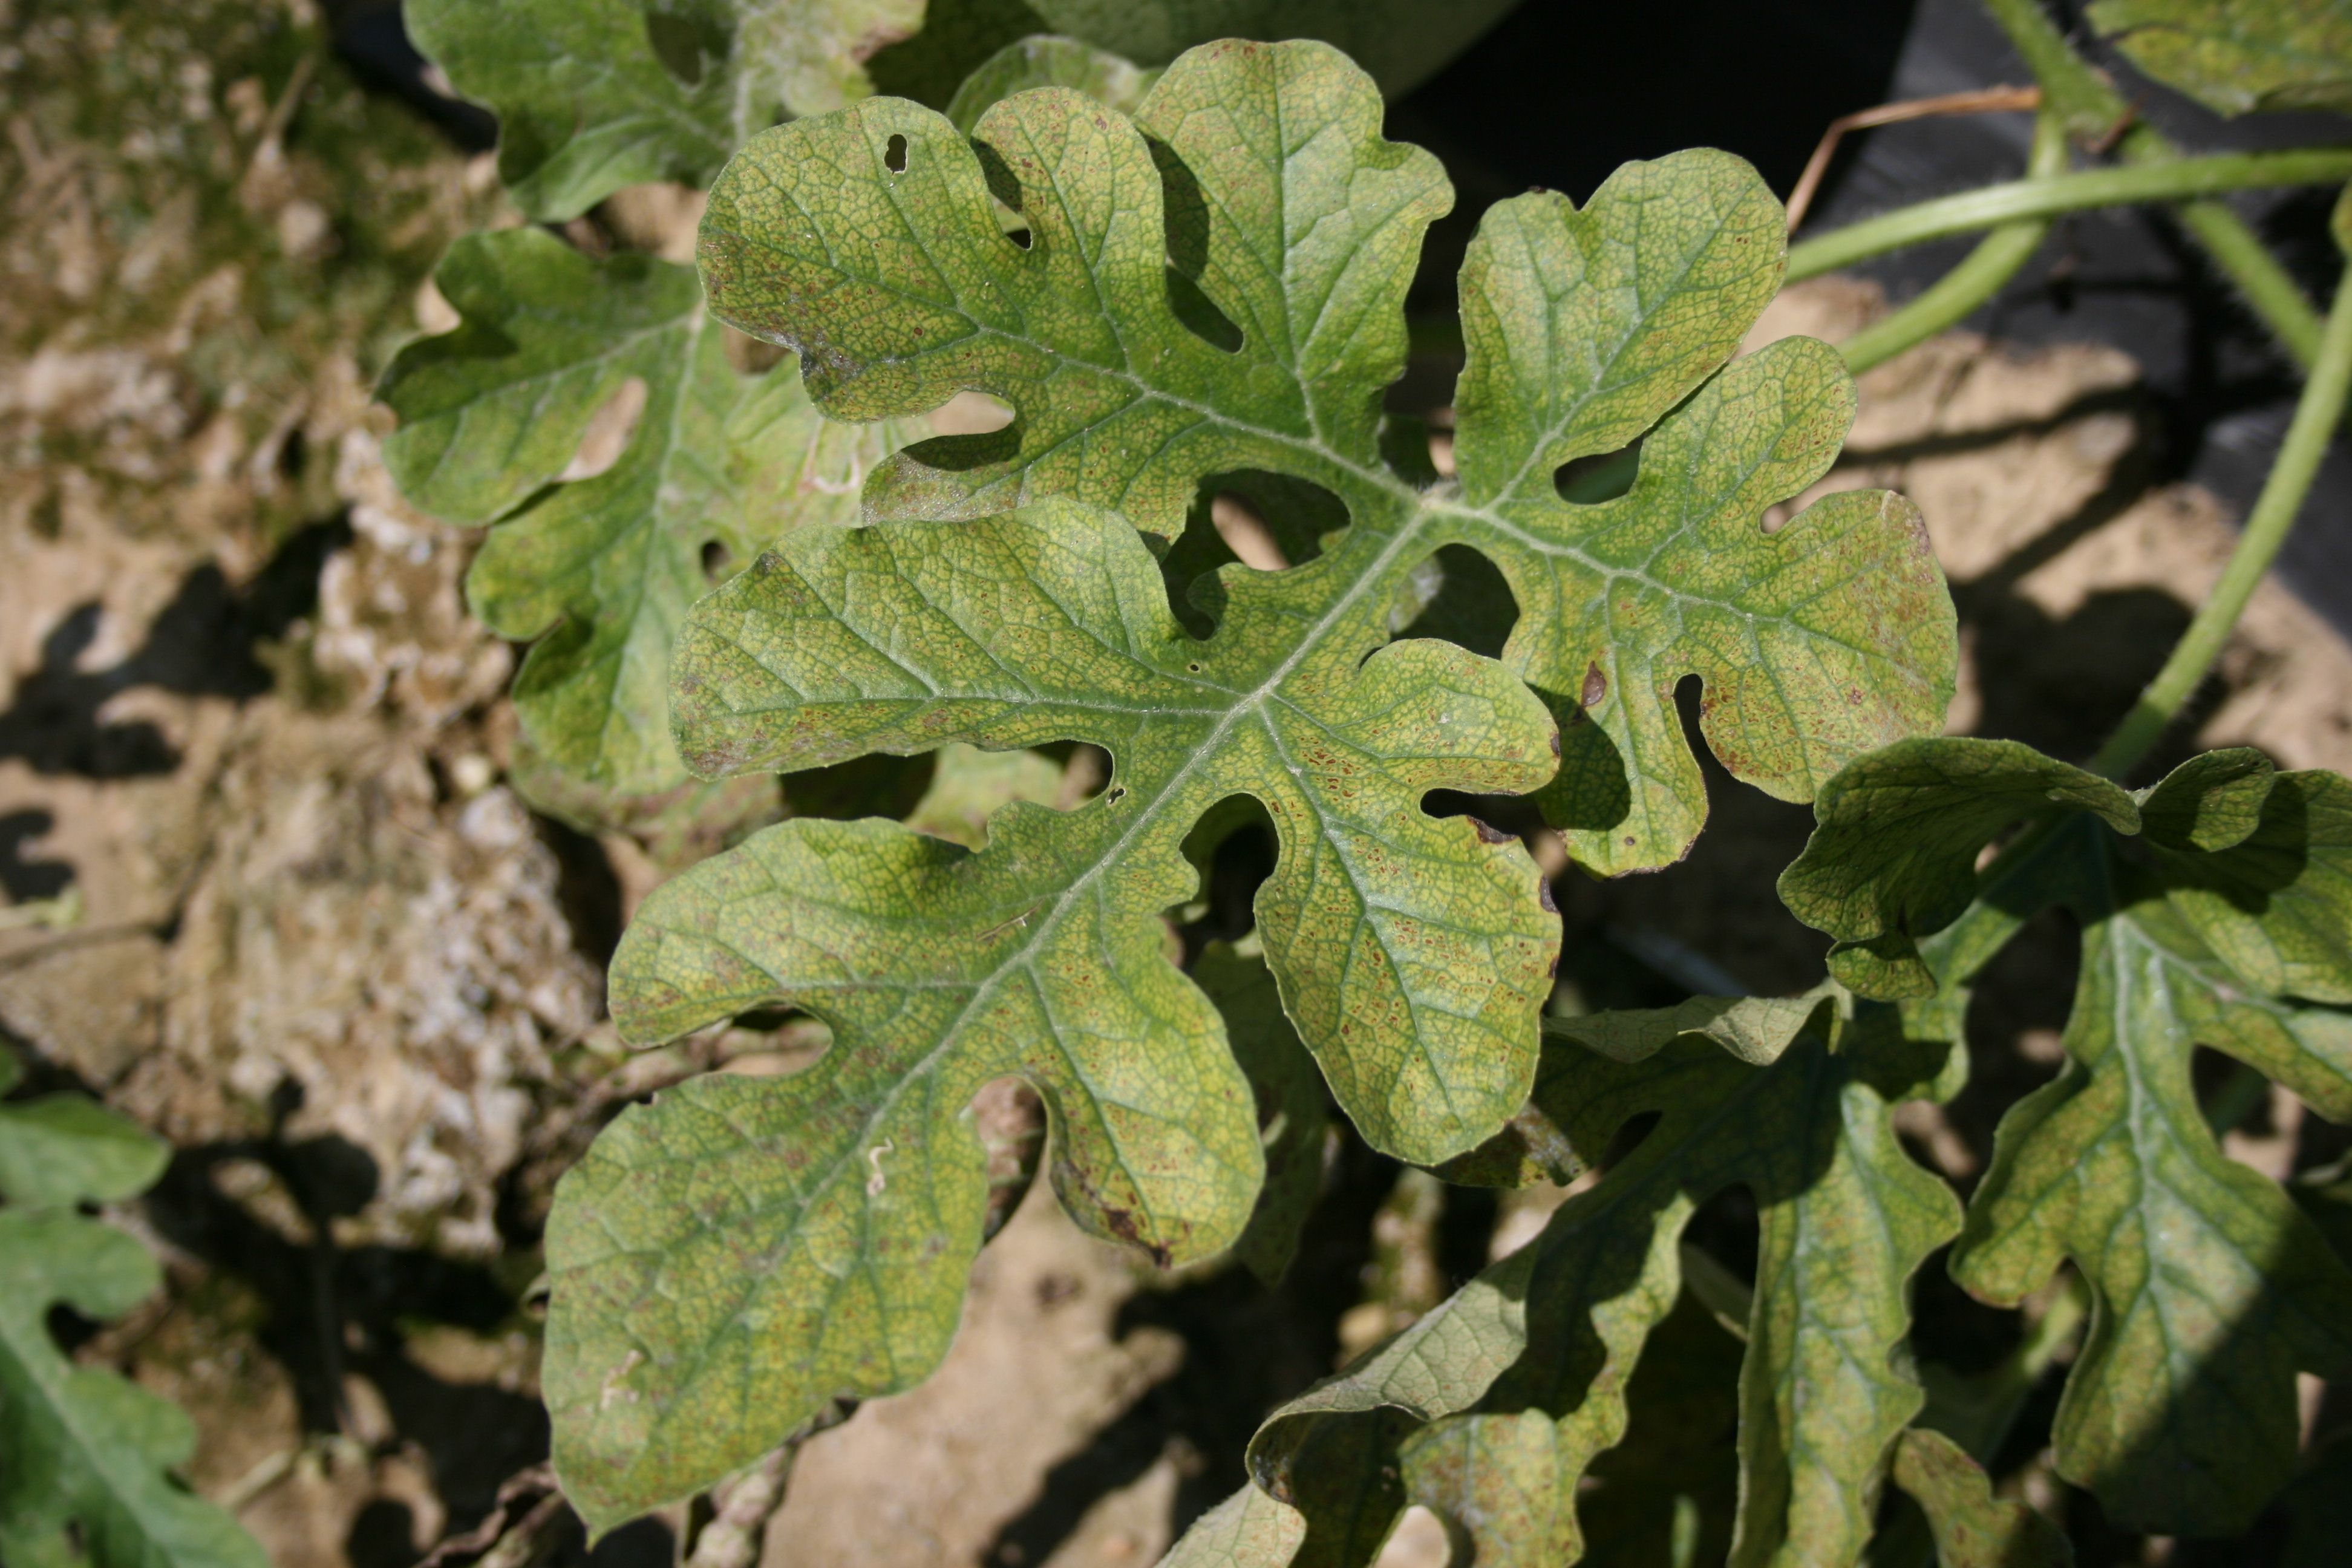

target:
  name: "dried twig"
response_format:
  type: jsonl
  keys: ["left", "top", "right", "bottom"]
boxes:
{"left": 414, "top": 1465, "right": 561, "bottom": 1568}
{"left": 1785, "top": 86, "right": 2044, "bottom": 234}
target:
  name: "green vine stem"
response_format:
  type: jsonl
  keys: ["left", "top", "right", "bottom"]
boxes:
{"left": 1788, "top": 148, "right": 2352, "bottom": 281}
{"left": 1837, "top": 109, "right": 2069, "bottom": 375}
{"left": 2089, "top": 184, "right": 2352, "bottom": 780}
{"left": 1978, "top": 0, "right": 2328, "bottom": 367}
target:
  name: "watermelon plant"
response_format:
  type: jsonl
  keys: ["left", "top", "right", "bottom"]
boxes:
{"left": 362, "top": 0, "right": 2352, "bottom": 1560}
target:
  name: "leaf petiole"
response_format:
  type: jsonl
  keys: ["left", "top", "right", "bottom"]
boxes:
{"left": 1979, "top": 0, "right": 2328, "bottom": 367}
{"left": 1835, "top": 109, "right": 2069, "bottom": 376}
{"left": 1788, "top": 148, "right": 2352, "bottom": 282}
{"left": 2090, "top": 185, "right": 2352, "bottom": 780}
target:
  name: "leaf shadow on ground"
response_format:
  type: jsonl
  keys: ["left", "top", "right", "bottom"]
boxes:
{"left": 125, "top": 1077, "right": 582, "bottom": 1562}
{"left": 0, "top": 809, "right": 72, "bottom": 902}
{"left": 0, "top": 517, "right": 351, "bottom": 779}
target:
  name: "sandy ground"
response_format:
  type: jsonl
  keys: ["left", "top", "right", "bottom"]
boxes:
{"left": 4, "top": 13, "right": 2348, "bottom": 1566}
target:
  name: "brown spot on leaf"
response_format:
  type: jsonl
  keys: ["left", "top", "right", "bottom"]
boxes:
{"left": 1581, "top": 662, "right": 1608, "bottom": 708}
{"left": 1537, "top": 878, "right": 1557, "bottom": 913}
{"left": 1469, "top": 817, "right": 1512, "bottom": 844}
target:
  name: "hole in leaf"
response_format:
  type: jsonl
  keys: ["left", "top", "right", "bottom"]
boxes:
{"left": 717, "top": 1012, "right": 834, "bottom": 1080}
{"left": 1388, "top": 544, "right": 1517, "bottom": 659}
{"left": 1762, "top": 500, "right": 1795, "bottom": 534}
{"left": 1213, "top": 492, "right": 1287, "bottom": 572}
{"left": 1161, "top": 472, "right": 1351, "bottom": 636}
{"left": 701, "top": 539, "right": 734, "bottom": 583}
{"left": 927, "top": 389, "right": 1015, "bottom": 436}
{"left": 1556, "top": 437, "right": 1641, "bottom": 505}
{"left": 1177, "top": 794, "right": 1278, "bottom": 960}
{"left": 1004, "top": 225, "right": 1033, "bottom": 250}
{"left": 1029, "top": 740, "right": 1110, "bottom": 806}
{"left": 1600, "top": 1108, "right": 1662, "bottom": 1171}
{"left": 884, "top": 133, "right": 909, "bottom": 174}
{"left": 781, "top": 752, "right": 937, "bottom": 822}
{"left": 2193, "top": 1047, "right": 2278, "bottom": 1140}
{"left": 1165, "top": 266, "right": 1243, "bottom": 353}
{"left": 558, "top": 376, "right": 646, "bottom": 483}
{"left": 968, "top": 1077, "right": 1045, "bottom": 1243}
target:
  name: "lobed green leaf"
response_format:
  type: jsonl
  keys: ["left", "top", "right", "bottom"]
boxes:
{"left": 1785, "top": 737, "right": 2352, "bottom": 1533}
{"left": 1215, "top": 992, "right": 1958, "bottom": 1568}
{"left": 549, "top": 38, "right": 1956, "bottom": 1526}
{"left": 0, "top": 1066, "right": 265, "bottom": 1568}
{"left": 1777, "top": 736, "right": 2139, "bottom": 998}
{"left": 379, "top": 228, "right": 923, "bottom": 793}
{"left": 407, "top": 0, "right": 924, "bottom": 221}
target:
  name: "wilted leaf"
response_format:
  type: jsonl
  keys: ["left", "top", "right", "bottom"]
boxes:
{"left": 547, "top": 39, "right": 1952, "bottom": 1526}
{"left": 1887, "top": 1428, "right": 2072, "bottom": 1568}
{"left": 2088, "top": 0, "right": 2352, "bottom": 117}
{"left": 1240, "top": 991, "right": 1958, "bottom": 1568}
{"left": 407, "top": 0, "right": 925, "bottom": 221}
{"left": 1786, "top": 739, "right": 2352, "bottom": 1534}
{"left": 379, "top": 228, "right": 924, "bottom": 792}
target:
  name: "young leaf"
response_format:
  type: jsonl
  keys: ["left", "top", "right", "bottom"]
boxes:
{"left": 1786, "top": 739, "right": 2352, "bottom": 1534}
{"left": 2086, "top": 0, "right": 2352, "bottom": 117}
{"left": 378, "top": 228, "right": 923, "bottom": 792}
{"left": 1952, "top": 830, "right": 2352, "bottom": 1533}
{"left": 1777, "top": 736, "right": 2139, "bottom": 998}
{"left": 1240, "top": 991, "right": 1958, "bottom": 1568}
{"left": 0, "top": 1071, "right": 266, "bottom": 1568}
{"left": 1887, "top": 1428, "right": 2073, "bottom": 1568}
{"left": 406, "top": 0, "right": 925, "bottom": 221}
{"left": 0, "top": 1215, "right": 268, "bottom": 1568}
{"left": 1006, "top": 1, "right": 1526, "bottom": 99}
{"left": 944, "top": 35, "right": 1163, "bottom": 133}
